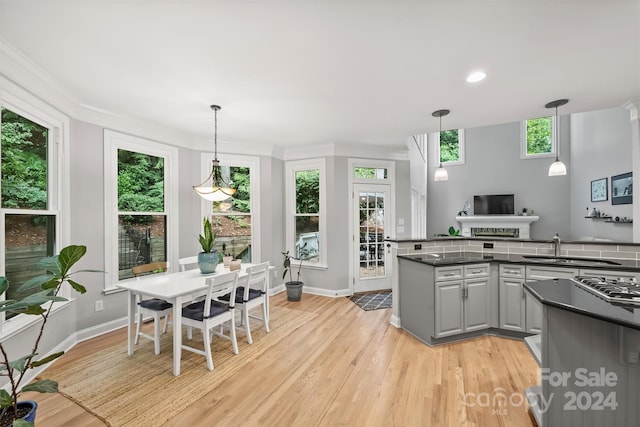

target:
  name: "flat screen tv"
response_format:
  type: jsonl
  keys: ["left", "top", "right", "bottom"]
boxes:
{"left": 474, "top": 194, "right": 514, "bottom": 215}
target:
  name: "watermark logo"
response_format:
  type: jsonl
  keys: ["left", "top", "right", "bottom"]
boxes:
{"left": 462, "top": 368, "right": 619, "bottom": 415}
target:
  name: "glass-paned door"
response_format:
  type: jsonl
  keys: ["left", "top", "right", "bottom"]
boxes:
{"left": 353, "top": 184, "right": 391, "bottom": 293}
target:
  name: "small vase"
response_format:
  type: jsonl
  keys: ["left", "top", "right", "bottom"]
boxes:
{"left": 223, "top": 256, "right": 233, "bottom": 268}
{"left": 230, "top": 259, "right": 241, "bottom": 271}
{"left": 198, "top": 250, "right": 219, "bottom": 274}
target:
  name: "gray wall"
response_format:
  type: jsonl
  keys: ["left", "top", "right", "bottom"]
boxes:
{"left": 570, "top": 107, "right": 633, "bottom": 242}
{"left": 427, "top": 118, "right": 571, "bottom": 240}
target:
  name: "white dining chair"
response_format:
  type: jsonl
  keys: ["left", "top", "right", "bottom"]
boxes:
{"left": 180, "top": 270, "right": 240, "bottom": 370}
{"left": 132, "top": 262, "right": 172, "bottom": 355}
{"left": 219, "top": 262, "right": 270, "bottom": 344}
{"left": 178, "top": 255, "right": 199, "bottom": 271}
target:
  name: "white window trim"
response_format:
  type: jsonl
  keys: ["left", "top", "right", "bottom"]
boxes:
{"left": 103, "top": 130, "right": 179, "bottom": 293}
{"left": 437, "top": 129, "right": 465, "bottom": 166}
{"left": 520, "top": 116, "right": 557, "bottom": 159}
{"left": 350, "top": 158, "right": 395, "bottom": 183}
{"left": 199, "top": 153, "right": 261, "bottom": 263}
{"left": 285, "top": 158, "right": 327, "bottom": 268}
{"left": 0, "top": 88, "right": 70, "bottom": 336}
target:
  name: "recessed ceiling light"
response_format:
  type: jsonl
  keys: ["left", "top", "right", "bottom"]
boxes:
{"left": 466, "top": 71, "right": 487, "bottom": 83}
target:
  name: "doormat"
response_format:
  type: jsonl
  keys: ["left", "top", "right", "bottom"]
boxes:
{"left": 349, "top": 291, "right": 392, "bottom": 311}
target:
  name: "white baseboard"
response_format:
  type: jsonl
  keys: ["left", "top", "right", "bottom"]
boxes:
{"left": 390, "top": 315, "right": 401, "bottom": 328}
{"left": 76, "top": 316, "right": 128, "bottom": 343}
{"left": 270, "top": 284, "right": 351, "bottom": 298}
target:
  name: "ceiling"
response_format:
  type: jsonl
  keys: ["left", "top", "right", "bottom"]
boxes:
{"left": 0, "top": 0, "right": 638, "bottom": 150}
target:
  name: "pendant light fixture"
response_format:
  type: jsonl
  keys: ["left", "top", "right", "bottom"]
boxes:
{"left": 432, "top": 109, "right": 450, "bottom": 181}
{"left": 545, "top": 98, "right": 569, "bottom": 177}
{"left": 193, "top": 105, "right": 237, "bottom": 201}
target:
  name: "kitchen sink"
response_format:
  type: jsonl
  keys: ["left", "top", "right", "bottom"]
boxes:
{"left": 522, "top": 255, "right": 621, "bottom": 266}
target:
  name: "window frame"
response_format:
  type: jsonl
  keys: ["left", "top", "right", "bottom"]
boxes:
{"left": 199, "top": 153, "right": 261, "bottom": 263}
{"left": 437, "top": 129, "right": 465, "bottom": 166}
{"left": 0, "top": 89, "right": 70, "bottom": 336}
{"left": 520, "top": 116, "right": 557, "bottom": 159}
{"left": 285, "top": 158, "right": 327, "bottom": 269}
{"left": 103, "top": 130, "right": 179, "bottom": 292}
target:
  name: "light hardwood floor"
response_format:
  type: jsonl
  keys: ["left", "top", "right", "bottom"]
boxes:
{"left": 24, "top": 293, "right": 538, "bottom": 426}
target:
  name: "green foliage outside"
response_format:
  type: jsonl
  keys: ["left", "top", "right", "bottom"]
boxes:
{"left": 526, "top": 116, "right": 552, "bottom": 154}
{"left": 354, "top": 167, "right": 387, "bottom": 179}
{"left": 439, "top": 129, "right": 460, "bottom": 163}
{"left": 229, "top": 166, "right": 250, "bottom": 212}
{"left": 295, "top": 170, "right": 319, "bottom": 214}
{"left": 1, "top": 108, "right": 48, "bottom": 210}
{"left": 118, "top": 149, "right": 164, "bottom": 224}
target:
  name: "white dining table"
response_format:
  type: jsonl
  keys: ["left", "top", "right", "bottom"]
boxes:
{"left": 117, "top": 263, "right": 273, "bottom": 376}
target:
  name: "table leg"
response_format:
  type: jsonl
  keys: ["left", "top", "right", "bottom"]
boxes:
{"left": 127, "top": 291, "right": 136, "bottom": 355}
{"left": 173, "top": 296, "right": 182, "bottom": 376}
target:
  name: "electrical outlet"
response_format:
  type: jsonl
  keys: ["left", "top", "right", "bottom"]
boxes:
{"left": 95, "top": 300, "right": 104, "bottom": 312}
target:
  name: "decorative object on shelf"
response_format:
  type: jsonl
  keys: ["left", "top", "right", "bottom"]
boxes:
{"left": 457, "top": 200, "right": 470, "bottom": 216}
{"left": 193, "top": 105, "right": 237, "bottom": 201}
{"left": 591, "top": 177, "right": 608, "bottom": 202}
{"left": 611, "top": 172, "right": 632, "bottom": 205}
{"left": 197, "top": 217, "right": 219, "bottom": 274}
{"left": 432, "top": 109, "right": 450, "bottom": 182}
{"left": 545, "top": 98, "right": 569, "bottom": 176}
{"left": 230, "top": 259, "right": 241, "bottom": 271}
{"left": 448, "top": 226, "right": 460, "bottom": 236}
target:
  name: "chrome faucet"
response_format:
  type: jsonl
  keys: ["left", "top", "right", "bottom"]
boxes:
{"left": 552, "top": 233, "right": 561, "bottom": 257}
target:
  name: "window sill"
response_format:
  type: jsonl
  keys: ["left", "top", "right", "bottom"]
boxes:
{"left": 103, "top": 286, "right": 126, "bottom": 296}
{"left": 300, "top": 263, "right": 328, "bottom": 271}
{"left": 1, "top": 299, "right": 72, "bottom": 341}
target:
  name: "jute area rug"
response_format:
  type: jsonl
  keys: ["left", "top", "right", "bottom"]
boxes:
{"left": 45, "top": 306, "right": 317, "bottom": 427}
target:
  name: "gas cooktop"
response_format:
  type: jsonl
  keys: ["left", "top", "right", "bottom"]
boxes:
{"left": 573, "top": 276, "right": 640, "bottom": 306}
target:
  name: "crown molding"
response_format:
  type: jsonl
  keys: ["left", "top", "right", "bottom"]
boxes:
{"left": 283, "top": 142, "right": 408, "bottom": 162}
{"left": 622, "top": 100, "right": 639, "bottom": 122}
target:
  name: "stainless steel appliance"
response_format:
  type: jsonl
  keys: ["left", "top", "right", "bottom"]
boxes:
{"left": 573, "top": 276, "right": 640, "bottom": 306}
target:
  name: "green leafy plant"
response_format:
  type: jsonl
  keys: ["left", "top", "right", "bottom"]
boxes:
{"left": 0, "top": 245, "right": 99, "bottom": 426}
{"left": 448, "top": 226, "right": 460, "bottom": 236}
{"left": 198, "top": 217, "right": 216, "bottom": 253}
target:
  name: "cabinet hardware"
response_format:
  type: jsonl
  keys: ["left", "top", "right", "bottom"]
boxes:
{"left": 471, "top": 270, "right": 482, "bottom": 274}
{"left": 444, "top": 273, "right": 456, "bottom": 277}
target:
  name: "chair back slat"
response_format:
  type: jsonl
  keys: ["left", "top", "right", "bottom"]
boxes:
{"left": 204, "top": 271, "right": 239, "bottom": 313}
{"left": 178, "top": 256, "right": 199, "bottom": 272}
{"left": 243, "top": 262, "right": 270, "bottom": 300}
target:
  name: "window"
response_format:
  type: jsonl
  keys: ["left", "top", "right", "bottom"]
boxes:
{"left": 1, "top": 99, "right": 64, "bottom": 322}
{"left": 285, "top": 159, "right": 326, "bottom": 266}
{"left": 200, "top": 154, "right": 260, "bottom": 263}
{"left": 104, "top": 131, "right": 178, "bottom": 290}
{"left": 521, "top": 116, "right": 556, "bottom": 158}
{"left": 438, "top": 129, "right": 465, "bottom": 165}
{"left": 354, "top": 167, "right": 388, "bottom": 179}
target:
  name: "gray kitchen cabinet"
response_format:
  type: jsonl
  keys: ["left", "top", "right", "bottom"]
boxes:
{"left": 435, "top": 264, "right": 490, "bottom": 338}
{"left": 525, "top": 265, "right": 579, "bottom": 334}
{"left": 499, "top": 275, "right": 526, "bottom": 331}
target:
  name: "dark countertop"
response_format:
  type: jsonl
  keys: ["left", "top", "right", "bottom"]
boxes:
{"left": 386, "top": 237, "right": 628, "bottom": 246}
{"left": 524, "top": 279, "right": 640, "bottom": 330}
{"left": 398, "top": 252, "right": 640, "bottom": 272}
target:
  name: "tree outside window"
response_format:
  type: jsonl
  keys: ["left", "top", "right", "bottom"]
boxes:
{"left": 294, "top": 169, "right": 320, "bottom": 262}
{"left": 1, "top": 107, "right": 56, "bottom": 317}
{"left": 117, "top": 149, "right": 167, "bottom": 280}
{"left": 525, "top": 116, "right": 553, "bottom": 155}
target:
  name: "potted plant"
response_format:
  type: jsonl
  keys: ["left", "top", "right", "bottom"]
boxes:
{"left": 0, "top": 245, "right": 96, "bottom": 427}
{"left": 282, "top": 243, "right": 309, "bottom": 302}
{"left": 198, "top": 217, "right": 218, "bottom": 274}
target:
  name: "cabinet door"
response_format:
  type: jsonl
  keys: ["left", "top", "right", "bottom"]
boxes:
{"left": 499, "top": 277, "right": 525, "bottom": 331}
{"left": 465, "top": 278, "right": 490, "bottom": 332}
{"left": 435, "top": 280, "right": 464, "bottom": 338}
{"left": 525, "top": 291, "right": 542, "bottom": 333}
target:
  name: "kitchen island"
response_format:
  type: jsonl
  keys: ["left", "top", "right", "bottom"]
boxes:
{"left": 524, "top": 279, "right": 640, "bottom": 427}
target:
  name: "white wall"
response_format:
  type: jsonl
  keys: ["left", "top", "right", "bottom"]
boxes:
{"left": 570, "top": 107, "right": 633, "bottom": 242}
{"left": 427, "top": 119, "right": 571, "bottom": 240}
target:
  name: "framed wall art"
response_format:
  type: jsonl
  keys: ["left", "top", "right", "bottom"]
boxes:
{"left": 591, "top": 178, "right": 608, "bottom": 202}
{"left": 611, "top": 172, "right": 632, "bottom": 205}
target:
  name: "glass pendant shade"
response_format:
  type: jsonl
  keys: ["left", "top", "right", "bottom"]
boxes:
{"left": 434, "top": 164, "right": 449, "bottom": 181}
{"left": 432, "top": 109, "right": 450, "bottom": 182}
{"left": 545, "top": 99, "right": 569, "bottom": 177}
{"left": 194, "top": 105, "right": 236, "bottom": 201}
{"left": 194, "top": 159, "right": 237, "bottom": 201}
{"left": 548, "top": 158, "right": 567, "bottom": 176}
